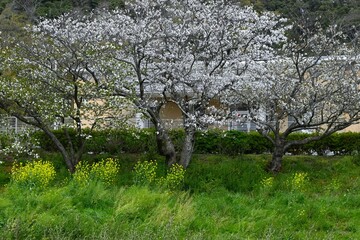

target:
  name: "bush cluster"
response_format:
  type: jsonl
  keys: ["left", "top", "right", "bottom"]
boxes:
{"left": 286, "top": 132, "right": 360, "bottom": 155}
{"left": 32, "top": 128, "right": 157, "bottom": 154}
{"left": 133, "top": 160, "right": 158, "bottom": 186}
{"left": 74, "top": 158, "right": 119, "bottom": 186}
{"left": 158, "top": 163, "right": 186, "bottom": 191}
{"left": 29, "top": 129, "right": 360, "bottom": 156}
{"left": 11, "top": 160, "right": 56, "bottom": 189}
{"left": 133, "top": 160, "right": 186, "bottom": 191}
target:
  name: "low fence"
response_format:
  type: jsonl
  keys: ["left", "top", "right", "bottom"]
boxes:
{"left": 0, "top": 115, "right": 261, "bottom": 134}
{"left": 0, "top": 117, "right": 35, "bottom": 133}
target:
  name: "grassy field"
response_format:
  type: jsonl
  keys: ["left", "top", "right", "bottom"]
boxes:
{"left": 0, "top": 154, "right": 359, "bottom": 239}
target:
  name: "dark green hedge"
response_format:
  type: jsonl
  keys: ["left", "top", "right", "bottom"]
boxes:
{"left": 284, "top": 132, "right": 360, "bottom": 155}
{"left": 31, "top": 128, "right": 158, "bottom": 154}
{"left": 27, "top": 129, "right": 360, "bottom": 156}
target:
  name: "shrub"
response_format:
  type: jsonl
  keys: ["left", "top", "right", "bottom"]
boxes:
{"left": 28, "top": 128, "right": 360, "bottom": 156}
{"left": 11, "top": 160, "right": 56, "bottom": 189}
{"left": 133, "top": 160, "right": 186, "bottom": 191}
{"left": 133, "top": 160, "right": 158, "bottom": 186}
{"left": 91, "top": 158, "right": 119, "bottom": 185}
{"left": 73, "top": 158, "right": 119, "bottom": 186}
{"left": 32, "top": 128, "right": 78, "bottom": 152}
{"left": 158, "top": 163, "right": 186, "bottom": 191}
{"left": 73, "top": 161, "right": 91, "bottom": 186}
{"left": 246, "top": 132, "right": 272, "bottom": 154}
{"left": 194, "top": 130, "right": 221, "bottom": 154}
{"left": 219, "top": 131, "right": 250, "bottom": 155}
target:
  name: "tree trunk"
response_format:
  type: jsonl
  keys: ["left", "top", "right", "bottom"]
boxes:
{"left": 268, "top": 137, "right": 285, "bottom": 173}
{"left": 155, "top": 122, "right": 177, "bottom": 166}
{"left": 41, "top": 126, "right": 77, "bottom": 173}
{"left": 9, "top": 113, "right": 81, "bottom": 173}
{"left": 147, "top": 108, "right": 177, "bottom": 166}
{"left": 179, "top": 125, "right": 196, "bottom": 168}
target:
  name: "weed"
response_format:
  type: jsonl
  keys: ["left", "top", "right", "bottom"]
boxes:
{"left": 73, "top": 158, "right": 119, "bottom": 186}
{"left": 11, "top": 160, "right": 56, "bottom": 190}
{"left": 133, "top": 161, "right": 186, "bottom": 191}
{"left": 158, "top": 163, "right": 186, "bottom": 191}
{"left": 287, "top": 172, "right": 308, "bottom": 191}
{"left": 133, "top": 160, "right": 158, "bottom": 186}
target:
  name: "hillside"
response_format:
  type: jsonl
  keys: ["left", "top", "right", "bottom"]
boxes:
{"left": 1, "top": 0, "right": 359, "bottom": 23}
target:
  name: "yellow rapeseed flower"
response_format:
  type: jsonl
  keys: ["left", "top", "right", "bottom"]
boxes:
{"left": 11, "top": 160, "right": 56, "bottom": 189}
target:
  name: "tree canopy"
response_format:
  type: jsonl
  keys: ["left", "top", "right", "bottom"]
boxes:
{"left": 0, "top": 0, "right": 359, "bottom": 173}
{"left": 0, "top": 18, "right": 127, "bottom": 172}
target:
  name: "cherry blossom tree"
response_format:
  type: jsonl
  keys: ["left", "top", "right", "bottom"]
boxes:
{"left": 0, "top": 19, "right": 126, "bottom": 173}
{"left": 88, "top": 0, "right": 289, "bottom": 167}
{"left": 229, "top": 20, "right": 360, "bottom": 172}
{"left": 1, "top": 0, "right": 289, "bottom": 169}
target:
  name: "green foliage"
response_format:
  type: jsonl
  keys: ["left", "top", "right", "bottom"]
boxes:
{"left": 0, "top": 0, "right": 11, "bottom": 13}
{"left": 11, "top": 160, "right": 56, "bottom": 189}
{"left": 242, "top": 0, "right": 360, "bottom": 25}
{"left": 260, "top": 176, "right": 274, "bottom": 190}
{"left": 91, "top": 158, "right": 119, "bottom": 185}
{"left": 33, "top": 128, "right": 157, "bottom": 155}
{"left": 32, "top": 128, "right": 79, "bottom": 152}
{"left": 185, "top": 155, "right": 268, "bottom": 193}
{"left": 0, "top": 0, "right": 125, "bottom": 20}
{"left": 108, "top": 0, "right": 125, "bottom": 9}
{"left": 73, "top": 158, "right": 119, "bottom": 186}
{"left": 194, "top": 130, "right": 272, "bottom": 154}
{"left": 0, "top": 154, "right": 359, "bottom": 239}
{"left": 158, "top": 163, "right": 186, "bottom": 191}
{"left": 133, "top": 160, "right": 186, "bottom": 191}
{"left": 36, "top": 0, "right": 73, "bottom": 18}
{"left": 0, "top": 160, "right": 11, "bottom": 187}
{"left": 28, "top": 128, "right": 360, "bottom": 156}
{"left": 133, "top": 160, "right": 158, "bottom": 186}
{"left": 194, "top": 130, "right": 221, "bottom": 154}
{"left": 287, "top": 172, "right": 308, "bottom": 191}
{"left": 287, "top": 132, "right": 360, "bottom": 155}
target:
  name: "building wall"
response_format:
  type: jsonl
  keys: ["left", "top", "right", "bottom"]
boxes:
{"left": 160, "top": 101, "right": 182, "bottom": 119}
{"left": 340, "top": 123, "right": 360, "bottom": 132}
{"left": 158, "top": 99, "right": 228, "bottom": 129}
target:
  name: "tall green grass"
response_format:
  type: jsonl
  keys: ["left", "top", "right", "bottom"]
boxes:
{"left": 0, "top": 154, "right": 359, "bottom": 239}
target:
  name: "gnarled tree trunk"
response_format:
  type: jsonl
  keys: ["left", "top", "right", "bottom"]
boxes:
{"left": 12, "top": 113, "right": 84, "bottom": 173}
{"left": 155, "top": 122, "right": 177, "bottom": 166}
{"left": 147, "top": 108, "right": 177, "bottom": 166}
{"left": 268, "top": 136, "right": 285, "bottom": 173}
{"left": 179, "top": 125, "right": 196, "bottom": 168}
{"left": 41, "top": 126, "right": 77, "bottom": 173}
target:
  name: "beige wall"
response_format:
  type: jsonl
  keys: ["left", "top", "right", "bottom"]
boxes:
{"left": 160, "top": 101, "right": 182, "bottom": 119}
{"left": 158, "top": 99, "right": 226, "bottom": 129}
{"left": 282, "top": 116, "right": 360, "bottom": 133}
{"left": 340, "top": 123, "right": 360, "bottom": 132}
{"left": 82, "top": 97, "right": 360, "bottom": 133}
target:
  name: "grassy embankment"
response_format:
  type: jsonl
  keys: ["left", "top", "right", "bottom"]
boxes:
{"left": 0, "top": 153, "right": 359, "bottom": 239}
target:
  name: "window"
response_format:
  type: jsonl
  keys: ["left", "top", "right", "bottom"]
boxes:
{"left": 229, "top": 111, "right": 257, "bottom": 132}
